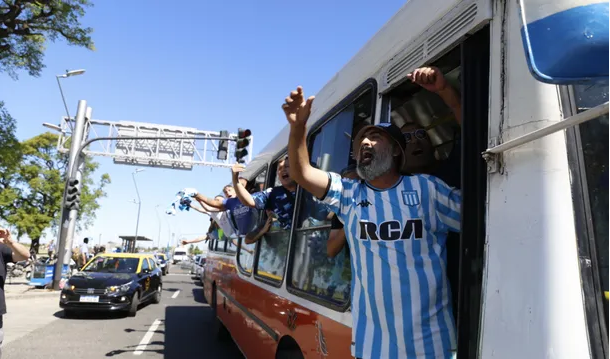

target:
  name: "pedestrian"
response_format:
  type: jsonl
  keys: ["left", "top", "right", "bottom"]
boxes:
{"left": 0, "top": 227, "right": 31, "bottom": 358}
{"left": 282, "top": 86, "right": 462, "bottom": 359}
{"left": 79, "top": 238, "right": 90, "bottom": 268}
{"left": 47, "top": 239, "right": 55, "bottom": 260}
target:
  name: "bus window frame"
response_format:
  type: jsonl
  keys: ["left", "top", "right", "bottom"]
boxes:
{"left": 285, "top": 78, "right": 377, "bottom": 312}
{"left": 236, "top": 165, "right": 269, "bottom": 276}
{"left": 253, "top": 153, "right": 290, "bottom": 287}
{"left": 561, "top": 84, "right": 609, "bottom": 358}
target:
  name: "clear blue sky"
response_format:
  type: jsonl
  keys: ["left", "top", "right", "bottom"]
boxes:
{"left": 1, "top": 0, "right": 404, "bottom": 250}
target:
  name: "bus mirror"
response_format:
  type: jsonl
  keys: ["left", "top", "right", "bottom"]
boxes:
{"left": 518, "top": 0, "right": 608, "bottom": 84}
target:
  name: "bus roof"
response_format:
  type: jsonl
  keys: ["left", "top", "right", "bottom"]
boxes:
{"left": 241, "top": 0, "right": 463, "bottom": 181}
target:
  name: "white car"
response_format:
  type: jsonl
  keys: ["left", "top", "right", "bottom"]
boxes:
{"left": 172, "top": 247, "right": 188, "bottom": 264}
{"left": 190, "top": 255, "right": 201, "bottom": 274}
{"left": 194, "top": 256, "right": 206, "bottom": 283}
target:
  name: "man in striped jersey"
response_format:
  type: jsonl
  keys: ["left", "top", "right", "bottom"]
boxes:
{"left": 282, "top": 86, "right": 461, "bottom": 359}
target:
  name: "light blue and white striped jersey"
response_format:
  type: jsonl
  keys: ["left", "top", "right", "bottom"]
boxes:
{"left": 321, "top": 172, "right": 461, "bottom": 359}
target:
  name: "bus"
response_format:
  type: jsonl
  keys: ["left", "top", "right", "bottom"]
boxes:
{"left": 203, "top": 0, "right": 608, "bottom": 358}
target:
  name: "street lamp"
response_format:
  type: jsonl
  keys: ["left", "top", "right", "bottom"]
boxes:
{"left": 56, "top": 69, "right": 86, "bottom": 131}
{"left": 42, "top": 123, "right": 62, "bottom": 132}
{"left": 132, "top": 168, "right": 145, "bottom": 252}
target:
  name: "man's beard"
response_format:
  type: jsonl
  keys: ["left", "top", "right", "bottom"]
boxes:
{"left": 356, "top": 145, "right": 394, "bottom": 182}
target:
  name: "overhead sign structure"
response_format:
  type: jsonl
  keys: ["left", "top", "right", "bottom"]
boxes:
{"left": 55, "top": 118, "right": 253, "bottom": 169}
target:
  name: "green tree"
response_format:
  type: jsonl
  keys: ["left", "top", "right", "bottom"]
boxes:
{"left": 188, "top": 244, "right": 194, "bottom": 255}
{"left": 0, "top": 101, "right": 21, "bottom": 221}
{"left": 4, "top": 132, "right": 110, "bottom": 252}
{"left": 0, "top": 0, "right": 94, "bottom": 79}
{"left": 192, "top": 246, "right": 202, "bottom": 255}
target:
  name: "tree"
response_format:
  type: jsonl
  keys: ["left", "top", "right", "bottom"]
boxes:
{"left": 0, "top": 0, "right": 94, "bottom": 79}
{"left": 4, "top": 132, "right": 110, "bottom": 252}
{"left": 0, "top": 101, "right": 21, "bottom": 222}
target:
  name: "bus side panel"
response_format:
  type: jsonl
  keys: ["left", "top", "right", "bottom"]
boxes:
{"left": 239, "top": 279, "right": 353, "bottom": 358}
{"left": 481, "top": 1, "right": 590, "bottom": 358}
{"left": 212, "top": 259, "right": 353, "bottom": 358}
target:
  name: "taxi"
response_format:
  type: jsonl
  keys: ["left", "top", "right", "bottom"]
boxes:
{"left": 60, "top": 253, "right": 162, "bottom": 318}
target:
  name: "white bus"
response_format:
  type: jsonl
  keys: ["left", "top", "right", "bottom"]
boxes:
{"left": 207, "top": 0, "right": 608, "bottom": 358}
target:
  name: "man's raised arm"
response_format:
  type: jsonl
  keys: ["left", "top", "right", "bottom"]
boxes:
{"left": 193, "top": 193, "right": 225, "bottom": 211}
{"left": 231, "top": 164, "right": 256, "bottom": 207}
{"left": 282, "top": 86, "right": 330, "bottom": 199}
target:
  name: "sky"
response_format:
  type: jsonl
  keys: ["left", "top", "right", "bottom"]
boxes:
{"left": 1, "top": 0, "right": 405, "bottom": 250}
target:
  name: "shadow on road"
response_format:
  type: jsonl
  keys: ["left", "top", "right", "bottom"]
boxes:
{"left": 192, "top": 288, "right": 206, "bottom": 304}
{"left": 163, "top": 306, "right": 244, "bottom": 359}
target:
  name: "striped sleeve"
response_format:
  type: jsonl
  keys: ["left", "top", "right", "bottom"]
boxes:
{"left": 320, "top": 172, "right": 344, "bottom": 214}
{"left": 432, "top": 176, "right": 461, "bottom": 232}
{"left": 251, "top": 188, "right": 272, "bottom": 210}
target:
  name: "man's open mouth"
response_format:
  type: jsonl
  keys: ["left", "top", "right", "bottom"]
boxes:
{"left": 359, "top": 150, "right": 374, "bottom": 165}
{"left": 281, "top": 173, "right": 290, "bottom": 180}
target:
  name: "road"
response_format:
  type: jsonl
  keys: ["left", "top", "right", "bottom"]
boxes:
{"left": 3, "top": 266, "right": 244, "bottom": 359}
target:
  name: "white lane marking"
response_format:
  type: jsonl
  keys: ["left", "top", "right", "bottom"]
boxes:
{"left": 171, "top": 290, "right": 180, "bottom": 299}
{"left": 167, "top": 273, "right": 191, "bottom": 276}
{"left": 133, "top": 319, "right": 162, "bottom": 356}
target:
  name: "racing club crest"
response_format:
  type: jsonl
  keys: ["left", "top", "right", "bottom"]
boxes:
{"left": 402, "top": 190, "right": 420, "bottom": 206}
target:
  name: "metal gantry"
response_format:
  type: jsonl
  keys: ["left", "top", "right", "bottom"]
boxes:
{"left": 55, "top": 117, "right": 253, "bottom": 170}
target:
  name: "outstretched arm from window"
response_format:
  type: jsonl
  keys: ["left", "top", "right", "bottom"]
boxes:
{"left": 193, "top": 193, "right": 225, "bottom": 211}
{"left": 282, "top": 87, "right": 331, "bottom": 199}
{"left": 181, "top": 235, "right": 209, "bottom": 245}
{"left": 245, "top": 216, "right": 273, "bottom": 245}
{"left": 232, "top": 164, "right": 256, "bottom": 207}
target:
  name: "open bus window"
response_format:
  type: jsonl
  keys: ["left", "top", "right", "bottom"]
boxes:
{"left": 226, "top": 235, "right": 238, "bottom": 254}
{"left": 254, "top": 158, "right": 292, "bottom": 283}
{"left": 289, "top": 88, "right": 374, "bottom": 308}
{"left": 238, "top": 241, "right": 256, "bottom": 274}
{"left": 384, "top": 49, "right": 462, "bottom": 316}
{"left": 574, "top": 81, "right": 609, "bottom": 330}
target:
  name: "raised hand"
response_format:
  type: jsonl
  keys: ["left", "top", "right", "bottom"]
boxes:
{"left": 231, "top": 163, "right": 246, "bottom": 177}
{"left": 407, "top": 66, "right": 448, "bottom": 93}
{"left": 0, "top": 227, "right": 11, "bottom": 244}
{"left": 282, "top": 86, "right": 315, "bottom": 127}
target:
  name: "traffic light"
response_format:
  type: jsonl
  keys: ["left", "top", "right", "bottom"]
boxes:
{"left": 235, "top": 128, "right": 251, "bottom": 163}
{"left": 64, "top": 178, "right": 81, "bottom": 210}
{"left": 217, "top": 130, "right": 229, "bottom": 160}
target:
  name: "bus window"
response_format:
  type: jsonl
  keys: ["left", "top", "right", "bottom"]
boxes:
{"left": 226, "top": 235, "right": 238, "bottom": 254}
{"left": 289, "top": 87, "right": 374, "bottom": 308}
{"left": 573, "top": 81, "right": 609, "bottom": 330}
{"left": 238, "top": 240, "right": 255, "bottom": 274}
{"left": 384, "top": 46, "right": 462, "bottom": 316}
{"left": 254, "top": 157, "right": 291, "bottom": 283}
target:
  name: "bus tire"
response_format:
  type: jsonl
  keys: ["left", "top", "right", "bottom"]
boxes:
{"left": 212, "top": 284, "right": 230, "bottom": 341}
{"left": 276, "top": 349, "right": 304, "bottom": 359}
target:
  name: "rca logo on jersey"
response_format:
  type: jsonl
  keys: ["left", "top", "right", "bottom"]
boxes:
{"left": 402, "top": 190, "right": 420, "bottom": 206}
{"left": 358, "top": 219, "right": 423, "bottom": 241}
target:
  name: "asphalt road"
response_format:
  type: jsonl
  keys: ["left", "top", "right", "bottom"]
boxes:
{"left": 3, "top": 265, "right": 244, "bottom": 359}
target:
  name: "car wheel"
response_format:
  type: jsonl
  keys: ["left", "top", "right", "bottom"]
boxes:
{"left": 128, "top": 292, "right": 140, "bottom": 317}
{"left": 152, "top": 285, "right": 162, "bottom": 304}
{"left": 162, "top": 268, "right": 166, "bottom": 276}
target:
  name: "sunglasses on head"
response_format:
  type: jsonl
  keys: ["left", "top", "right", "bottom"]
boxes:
{"left": 403, "top": 129, "right": 428, "bottom": 144}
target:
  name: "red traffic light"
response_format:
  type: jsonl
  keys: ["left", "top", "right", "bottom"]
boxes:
{"left": 238, "top": 128, "right": 251, "bottom": 139}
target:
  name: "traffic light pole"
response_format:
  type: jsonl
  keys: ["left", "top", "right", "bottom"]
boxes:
{"left": 52, "top": 101, "right": 89, "bottom": 290}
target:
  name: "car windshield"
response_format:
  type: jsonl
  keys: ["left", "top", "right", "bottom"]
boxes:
{"left": 82, "top": 257, "right": 139, "bottom": 273}
{"left": 175, "top": 251, "right": 186, "bottom": 256}
{"left": 155, "top": 254, "right": 165, "bottom": 260}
